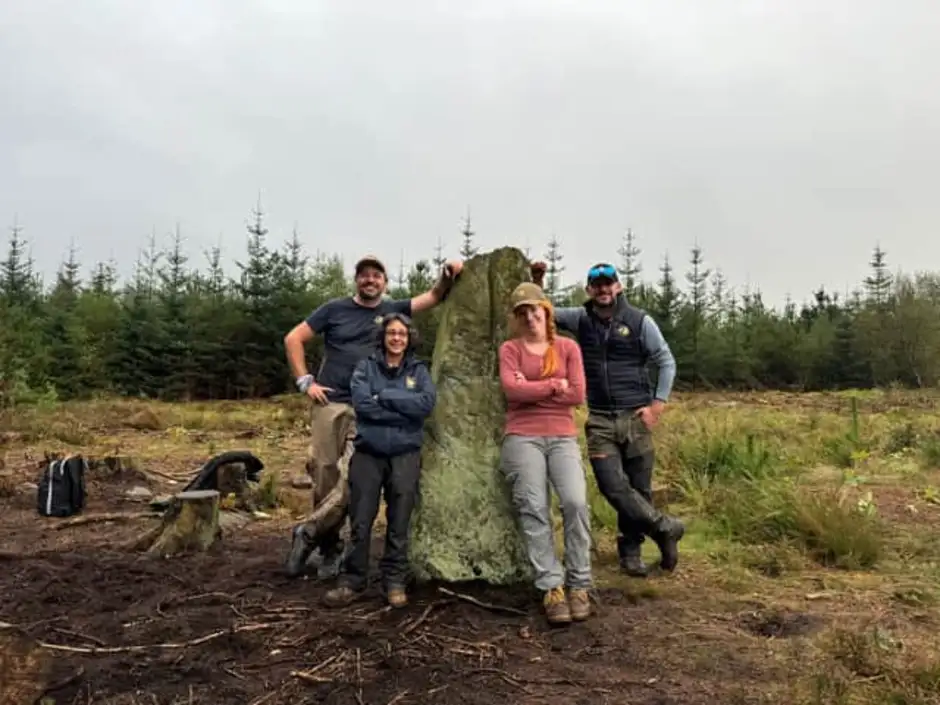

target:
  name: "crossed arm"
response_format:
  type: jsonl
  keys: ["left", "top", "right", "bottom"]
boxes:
{"left": 498, "top": 342, "right": 585, "bottom": 406}
{"left": 349, "top": 361, "right": 437, "bottom": 424}
{"left": 375, "top": 365, "right": 437, "bottom": 420}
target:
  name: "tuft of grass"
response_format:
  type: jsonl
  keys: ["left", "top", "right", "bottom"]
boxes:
{"left": 669, "top": 421, "right": 883, "bottom": 570}
{"left": 253, "top": 470, "right": 281, "bottom": 510}
{"left": 884, "top": 421, "right": 919, "bottom": 455}
{"left": 801, "top": 627, "right": 940, "bottom": 705}
{"left": 920, "top": 432, "right": 940, "bottom": 469}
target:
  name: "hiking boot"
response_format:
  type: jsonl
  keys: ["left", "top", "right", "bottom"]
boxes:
{"left": 285, "top": 526, "right": 313, "bottom": 578}
{"left": 387, "top": 586, "right": 408, "bottom": 608}
{"left": 651, "top": 515, "right": 686, "bottom": 572}
{"left": 568, "top": 588, "right": 591, "bottom": 621}
{"left": 620, "top": 553, "right": 649, "bottom": 578}
{"left": 316, "top": 545, "right": 345, "bottom": 580}
{"left": 323, "top": 585, "right": 359, "bottom": 608}
{"left": 543, "top": 586, "right": 571, "bottom": 625}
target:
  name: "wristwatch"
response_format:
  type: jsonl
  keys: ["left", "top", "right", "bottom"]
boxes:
{"left": 296, "top": 374, "right": 315, "bottom": 393}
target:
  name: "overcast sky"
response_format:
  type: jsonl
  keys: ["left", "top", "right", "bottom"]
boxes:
{"left": 2, "top": 0, "right": 937, "bottom": 307}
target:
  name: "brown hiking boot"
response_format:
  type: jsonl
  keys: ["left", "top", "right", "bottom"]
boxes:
{"left": 322, "top": 585, "right": 358, "bottom": 608}
{"left": 387, "top": 587, "right": 408, "bottom": 608}
{"left": 568, "top": 588, "right": 591, "bottom": 621}
{"left": 543, "top": 586, "right": 571, "bottom": 625}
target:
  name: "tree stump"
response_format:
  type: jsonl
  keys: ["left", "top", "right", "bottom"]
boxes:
{"left": 0, "top": 631, "right": 49, "bottom": 705}
{"left": 141, "top": 490, "right": 222, "bottom": 556}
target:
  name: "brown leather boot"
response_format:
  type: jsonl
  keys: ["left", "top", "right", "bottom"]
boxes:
{"left": 387, "top": 586, "right": 408, "bottom": 608}
{"left": 568, "top": 588, "right": 591, "bottom": 621}
{"left": 322, "top": 585, "right": 358, "bottom": 608}
{"left": 543, "top": 586, "right": 571, "bottom": 625}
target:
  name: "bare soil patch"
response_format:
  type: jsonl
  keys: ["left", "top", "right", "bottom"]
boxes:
{"left": 0, "top": 470, "right": 782, "bottom": 705}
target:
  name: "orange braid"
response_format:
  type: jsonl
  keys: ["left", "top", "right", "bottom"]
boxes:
{"left": 539, "top": 300, "right": 559, "bottom": 378}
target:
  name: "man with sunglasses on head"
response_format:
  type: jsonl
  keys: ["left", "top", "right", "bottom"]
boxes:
{"left": 282, "top": 253, "right": 463, "bottom": 579}
{"left": 530, "top": 260, "right": 685, "bottom": 577}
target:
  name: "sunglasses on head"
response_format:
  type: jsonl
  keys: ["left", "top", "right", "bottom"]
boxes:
{"left": 587, "top": 264, "right": 617, "bottom": 282}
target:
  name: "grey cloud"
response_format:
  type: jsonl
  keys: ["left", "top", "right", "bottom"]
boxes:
{"left": 1, "top": 0, "right": 937, "bottom": 303}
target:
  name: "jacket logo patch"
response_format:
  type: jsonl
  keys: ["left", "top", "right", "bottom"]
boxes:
{"left": 405, "top": 376, "right": 416, "bottom": 389}
{"left": 374, "top": 315, "right": 384, "bottom": 325}
{"left": 617, "top": 325, "right": 631, "bottom": 337}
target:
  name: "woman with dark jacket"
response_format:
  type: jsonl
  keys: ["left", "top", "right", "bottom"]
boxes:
{"left": 323, "top": 312, "right": 437, "bottom": 608}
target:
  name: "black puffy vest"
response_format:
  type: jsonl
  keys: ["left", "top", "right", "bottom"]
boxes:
{"left": 575, "top": 296, "right": 652, "bottom": 412}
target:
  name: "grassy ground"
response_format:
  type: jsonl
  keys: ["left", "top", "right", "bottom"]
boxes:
{"left": 2, "top": 388, "right": 940, "bottom": 704}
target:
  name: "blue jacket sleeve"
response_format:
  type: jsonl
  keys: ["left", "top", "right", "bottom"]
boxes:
{"left": 553, "top": 306, "right": 583, "bottom": 334}
{"left": 350, "top": 360, "right": 407, "bottom": 425}
{"left": 377, "top": 364, "right": 437, "bottom": 421}
{"left": 639, "top": 316, "right": 676, "bottom": 402}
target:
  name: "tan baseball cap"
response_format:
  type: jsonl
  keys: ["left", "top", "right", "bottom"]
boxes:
{"left": 354, "top": 254, "right": 386, "bottom": 276}
{"left": 509, "top": 282, "right": 548, "bottom": 310}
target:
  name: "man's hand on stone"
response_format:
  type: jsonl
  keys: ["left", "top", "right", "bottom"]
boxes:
{"left": 529, "top": 261, "right": 547, "bottom": 287}
{"left": 433, "top": 259, "right": 464, "bottom": 301}
{"left": 443, "top": 259, "right": 463, "bottom": 279}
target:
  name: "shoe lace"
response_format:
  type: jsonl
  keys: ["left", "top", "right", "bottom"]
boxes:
{"left": 545, "top": 587, "right": 566, "bottom": 605}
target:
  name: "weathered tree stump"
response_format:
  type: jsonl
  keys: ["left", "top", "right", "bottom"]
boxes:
{"left": 138, "top": 490, "right": 222, "bottom": 556}
{"left": 0, "top": 630, "right": 49, "bottom": 705}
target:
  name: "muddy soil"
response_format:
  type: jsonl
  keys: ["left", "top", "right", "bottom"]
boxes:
{"left": 1, "top": 465, "right": 779, "bottom": 705}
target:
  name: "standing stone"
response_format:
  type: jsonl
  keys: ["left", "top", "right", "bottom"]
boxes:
{"left": 409, "top": 246, "right": 533, "bottom": 585}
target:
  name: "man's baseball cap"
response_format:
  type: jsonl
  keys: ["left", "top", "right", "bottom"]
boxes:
{"left": 586, "top": 262, "right": 619, "bottom": 284}
{"left": 355, "top": 254, "right": 386, "bottom": 277}
{"left": 509, "top": 282, "right": 549, "bottom": 310}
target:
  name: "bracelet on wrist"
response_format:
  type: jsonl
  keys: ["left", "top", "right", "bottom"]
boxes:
{"left": 296, "top": 374, "right": 315, "bottom": 393}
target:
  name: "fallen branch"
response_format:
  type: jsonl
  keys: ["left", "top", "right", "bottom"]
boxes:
{"left": 291, "top": 652, "right": 343, "bottom": 683}
{"left": 53, "top": 512, "right": 162, "bottom": 529}
{"left": 143, "top": 467, "right": 193, "bottom": 482}
{"left": 32, "top": 622, "right": 274, "bottom": 654}
{"left": 400, "top": 601, "right": 438, "bottom": 636}
{"left": 437, "top": 587, "right": 528, "bottom": 616}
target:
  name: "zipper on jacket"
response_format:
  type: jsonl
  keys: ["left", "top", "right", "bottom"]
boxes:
{"left": 601, "top": 323, "right": 612, "bottom": 410}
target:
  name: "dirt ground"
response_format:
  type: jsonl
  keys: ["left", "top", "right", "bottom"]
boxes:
{"left": 2, "top": 456, "right": 799, "bottom": 705}
{"left": 2, "top": 392, "right": 939, "bottom": 705}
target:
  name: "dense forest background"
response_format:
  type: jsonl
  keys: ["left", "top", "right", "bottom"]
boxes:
{"left": 1, "top": 203, "right": 938, "bottom": 406}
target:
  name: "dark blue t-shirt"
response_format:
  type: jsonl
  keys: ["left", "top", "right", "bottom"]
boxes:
{"left": 305, "top": 296, "right": 412, "bottom": 403}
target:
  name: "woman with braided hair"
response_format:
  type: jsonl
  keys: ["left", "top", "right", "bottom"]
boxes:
{"left": 498, "top": 282, "right": 593, "bottom": 625}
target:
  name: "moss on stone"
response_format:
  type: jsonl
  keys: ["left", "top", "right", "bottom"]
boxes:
{"left": 409, "top": 247, "right": 533, "bottom": 585}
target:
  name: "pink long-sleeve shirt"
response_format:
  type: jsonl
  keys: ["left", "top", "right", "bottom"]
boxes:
{"left": 498, "top": 336, "right": 586, "bottom": 437}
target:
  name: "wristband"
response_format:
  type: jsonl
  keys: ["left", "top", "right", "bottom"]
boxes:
{"left": 296, "top": 374, "right": 315, "bottom": 393}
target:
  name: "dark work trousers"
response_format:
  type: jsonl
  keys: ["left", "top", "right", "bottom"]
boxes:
{"left": 584, "top": 410, "right": 658, "bottom": 559}
{"left": 338, "top": 448, "right": 422, "bottom": 592}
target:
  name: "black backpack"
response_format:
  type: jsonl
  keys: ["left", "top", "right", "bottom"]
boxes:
{"left": 37, "top": 455, "right": 87, "bottom": 518}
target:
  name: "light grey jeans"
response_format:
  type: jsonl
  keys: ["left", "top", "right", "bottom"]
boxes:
{"left": 500, "top": 434, "right": 593, "bottom": 590}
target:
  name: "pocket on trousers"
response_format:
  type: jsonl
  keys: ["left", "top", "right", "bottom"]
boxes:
{"left": 625, "top": 416, "right": 654, "bottom": 458}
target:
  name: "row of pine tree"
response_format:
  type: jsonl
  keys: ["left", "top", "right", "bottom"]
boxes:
{"left": 2, "top": 205, "right": 938, "bottom": 406}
